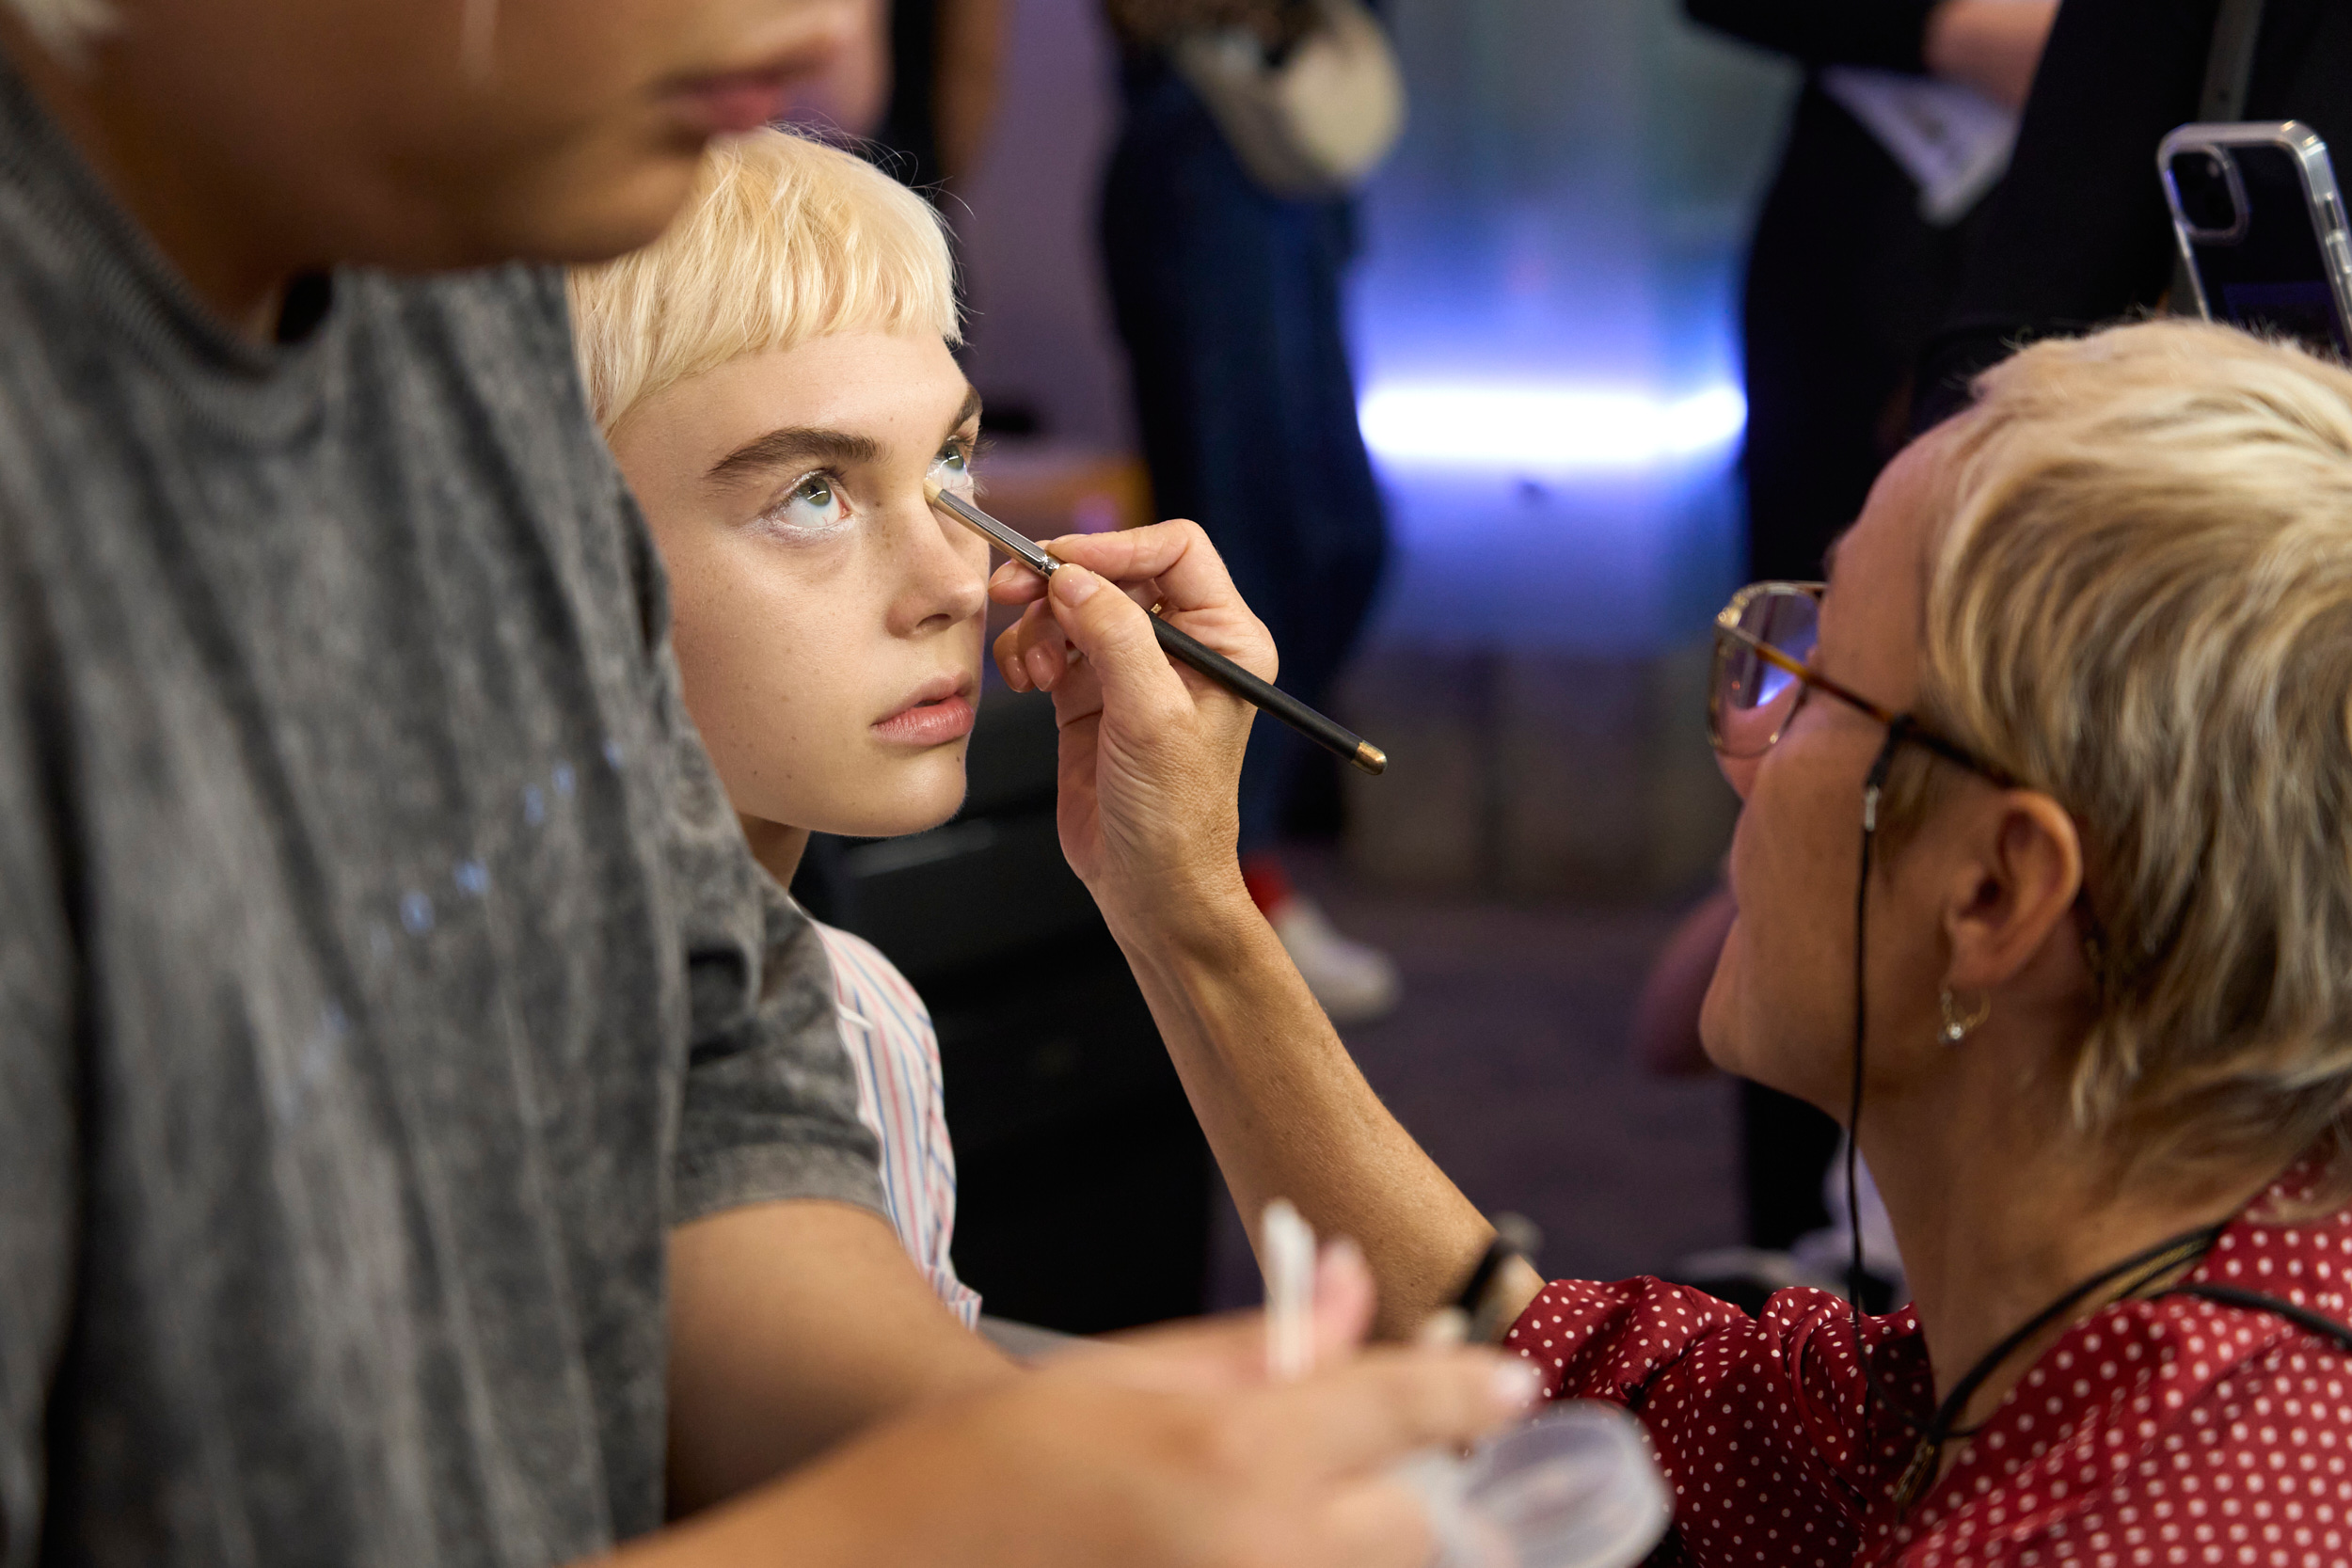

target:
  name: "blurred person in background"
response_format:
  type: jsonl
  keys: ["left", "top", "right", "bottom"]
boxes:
{"left": 0, "top": 0, "right": 1526, "bottom": 1560}
{"left": 998, "top": 317, "right": 2352, "bottom": 1564}
{"left": 1916, "top": 0, "right": 2352, "bottom": 427}
{"left": 872, "top": 0, "right": 1007, "bottom": 190}
{"left": 1097, "top": 0, "right": 1399, "bottom": 1024}
{"left": 1679, "top": 0, "right": 2056, "bottom": 1291}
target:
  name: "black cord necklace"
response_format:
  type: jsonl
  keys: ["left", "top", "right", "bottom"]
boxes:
{"left": 1886, "top": 1220, "right": 2225, "bottom": 1512}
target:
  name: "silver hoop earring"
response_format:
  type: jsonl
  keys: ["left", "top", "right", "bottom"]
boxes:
{"left": 1938, "top": 987, "right": 1990, "bottom": 1045}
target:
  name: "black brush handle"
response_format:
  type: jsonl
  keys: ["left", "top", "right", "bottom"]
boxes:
{"left": 1149, "top": 612, "right": 1386, "bottom": 776}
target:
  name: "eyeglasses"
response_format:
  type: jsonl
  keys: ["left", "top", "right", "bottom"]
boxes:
{"left": 1707, "top": 581, "right": 2007, "bottom": 788}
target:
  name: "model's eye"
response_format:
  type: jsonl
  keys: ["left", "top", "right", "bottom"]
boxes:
{"left": 754, "top": 471, "right": 852, "bottom": 541}
{"left": 930, "top": 443, "right": 977, "bottom": 496}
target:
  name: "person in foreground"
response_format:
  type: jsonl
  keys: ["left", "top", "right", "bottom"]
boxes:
{"left": 571, "top": 126, "right": 993, "bottom": 1328}
{"left": 997, "top": 317, "right": 2352, "bottom": 1564}
{"left": 0, "top": 0, "right": 1527, "bottom": 1561}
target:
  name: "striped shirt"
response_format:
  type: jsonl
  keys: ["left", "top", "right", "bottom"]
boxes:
{"left": 814, "top": 922, "right": 981, "bottom": 1326}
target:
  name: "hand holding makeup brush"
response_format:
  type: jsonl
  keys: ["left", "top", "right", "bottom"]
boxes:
{"left": 990, "top": 519, "right": 1272, "bottom": 932}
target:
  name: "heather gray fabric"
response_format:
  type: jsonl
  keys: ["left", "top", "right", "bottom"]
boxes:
{"left": 0, "top": 57, "right": 885, "bottom": 1568}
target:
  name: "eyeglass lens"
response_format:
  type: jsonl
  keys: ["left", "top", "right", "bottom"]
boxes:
{"left": 1710, "top": 590, "right": 1821, "bottom": 758}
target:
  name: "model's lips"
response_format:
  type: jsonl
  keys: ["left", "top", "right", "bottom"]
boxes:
{"left": 872, "top": 678, "right": 977, "bottom": 747}
{"left": 660, "top": 66, "right": 797, "bottom": 135}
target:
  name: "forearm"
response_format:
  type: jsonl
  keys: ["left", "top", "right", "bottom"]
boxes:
{"left": 1105, "top": 888, "right": 1491, "bottom": 1338}
{"left": 665, "top": 1200, "right": 1014, "bottom": 1514}
{"left": 604, "top": 1304, "right": 1534, "bottom": 1568}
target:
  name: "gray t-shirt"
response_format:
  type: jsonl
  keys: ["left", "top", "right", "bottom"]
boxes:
{"left": 0, "top": 59, "right": 886, "bottom": 1568}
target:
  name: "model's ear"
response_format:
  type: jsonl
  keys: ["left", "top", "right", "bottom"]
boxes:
{"left": 1942, "top": 787, "right": 2084, "bottom": 993}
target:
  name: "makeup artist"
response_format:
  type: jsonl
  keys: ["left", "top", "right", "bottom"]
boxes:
{"left": 995, "top": 317, "right": 2352, "bottom": 1567}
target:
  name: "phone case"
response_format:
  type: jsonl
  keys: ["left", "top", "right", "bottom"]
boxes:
{"left": 2157, "top": 120, "right": 2352, "bottom": 356}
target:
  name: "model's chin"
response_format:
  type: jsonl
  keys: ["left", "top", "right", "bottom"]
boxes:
{"left": 810, "top": 754, "right": 970, "bottom": 840}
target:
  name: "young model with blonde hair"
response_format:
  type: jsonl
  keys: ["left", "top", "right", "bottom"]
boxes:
{"left": 570, "top": 128, "right": 990, "bottom": 1324}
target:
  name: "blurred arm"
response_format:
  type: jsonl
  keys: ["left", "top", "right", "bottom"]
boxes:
{"left": 665, "top": 1199, "right": 1013, "bottom": 1515}
{"left": 1923, "top": 0, "right": 2058, "bottom": 108}
{"left": 1685, "top": 0, "right": 2054, "bottom": 105}
{"left": 1115, "top": 886, "right": 1544, "bottom": 1339}
{"left": 616, "top": 1294, "right": 1533, "bottom": 1568}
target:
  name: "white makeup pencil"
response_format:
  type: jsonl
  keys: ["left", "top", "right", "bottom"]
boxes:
{"left": 925, "top": 480, "right": 1389, "bottom": 776}
{"left": 1261, "top": 1199, "right": 1316, "bottom": 1382}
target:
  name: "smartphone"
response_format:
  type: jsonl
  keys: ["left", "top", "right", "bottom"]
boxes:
{"left": 2159, "top": 120, "right": 2352, "bottom": 357}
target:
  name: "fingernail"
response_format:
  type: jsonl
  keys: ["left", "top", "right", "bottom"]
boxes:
{"left": 1415, "top": 1308, "right": 1469, "bottom": 1349}
{"left": 1319, "top": 1235, "right": 1366, "bottom": 1280}
{"left": 1026, "top": 644, "right": 1057, "bottom": 689}
{"left": 1053, "top": 564, "right": 1100, "bottom": 605}
{"left": 1490, "top": 1356, "right": 1541, "bottom": 1412}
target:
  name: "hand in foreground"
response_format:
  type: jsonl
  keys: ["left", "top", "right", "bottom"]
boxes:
{"left": 990, "top": 522, "right": 1275, "bottom": 927}
{"left": 644, "top": 1243, "right": 1541, "bottom": 1568}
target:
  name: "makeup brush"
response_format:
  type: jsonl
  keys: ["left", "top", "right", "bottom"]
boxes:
{"left": 927, "top": 481, "right": 1388, "bottom": 776}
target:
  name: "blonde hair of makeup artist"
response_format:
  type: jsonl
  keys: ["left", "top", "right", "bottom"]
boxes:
{"left": 1895, "top": 319, "right": 2352, "bottom": 1183}
{"left": 569, "top": 125, "right": 960, "bottom": 436}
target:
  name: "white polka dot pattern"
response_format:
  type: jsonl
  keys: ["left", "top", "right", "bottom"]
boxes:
{"left": 1505, "top": 1169, "right": 2352, "bottom": 1566}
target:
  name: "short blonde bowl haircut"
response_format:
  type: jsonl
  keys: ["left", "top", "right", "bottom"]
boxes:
{"left": 568, "top": 128, "right": 961, "bottom": 436}
{"left": 1912, "top": 319, "right": 2352, "bottom": 1177}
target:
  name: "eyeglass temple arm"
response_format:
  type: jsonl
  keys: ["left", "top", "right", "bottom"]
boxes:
{"left": 1726, "top": 627, "right": 2010, "bottom": 784}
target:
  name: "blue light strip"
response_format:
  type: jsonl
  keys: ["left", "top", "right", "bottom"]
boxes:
{"left": 1358, "top": 382, "right": 1746, "bottom": 471}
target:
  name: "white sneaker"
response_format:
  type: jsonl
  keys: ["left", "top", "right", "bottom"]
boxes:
{"left": 1268, "top": 895, "right": 1402, "bottom": 1025}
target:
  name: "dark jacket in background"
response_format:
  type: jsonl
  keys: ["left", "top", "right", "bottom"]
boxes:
{"left": 1689, "top": 0, "right": 1990, "bottom": 583}
{"left": 1917, "top": 0, "right": 2352, "bottom": 428}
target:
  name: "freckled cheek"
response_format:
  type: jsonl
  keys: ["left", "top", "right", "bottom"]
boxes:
{"left": 666, "top": 555, "right": 863, "bottom": 744}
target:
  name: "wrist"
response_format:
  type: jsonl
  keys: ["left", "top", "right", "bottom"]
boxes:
{"left": 1096, "top": 864, "right": 1261, "bottom": 961}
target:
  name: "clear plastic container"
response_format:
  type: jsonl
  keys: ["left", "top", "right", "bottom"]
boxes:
{"left": 1403, "top": 1402, "right": 1673, "bottom": 1568}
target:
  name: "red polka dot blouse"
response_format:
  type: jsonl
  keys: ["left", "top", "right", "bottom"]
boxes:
{"left": 1506, "top": 1171, "right": 2352, "bottom": 1567}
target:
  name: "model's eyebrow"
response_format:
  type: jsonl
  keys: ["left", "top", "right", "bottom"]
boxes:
{"left": 945, "top": 384, "right": 983, "bottom": 437}
{"left": 1821, "top": 532, "right": 1846, "bottom": 581}
{"left": 705, "top": 427, "right": 882, "bottom": 487}
{"left": 703, "top": 387, "right": 984, "bottom": 488}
